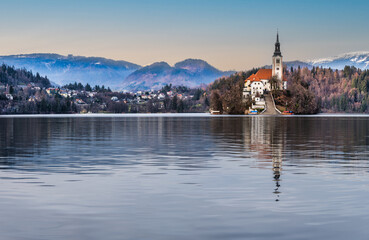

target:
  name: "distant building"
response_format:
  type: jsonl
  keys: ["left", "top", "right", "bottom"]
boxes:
{"left": 28, "top": 96, "right": 37, "bottom": 102}
{"left": 252, "top": 96, "right": 266, "bottom": 109}
{"left": 6, "top": 94, "right": 13, "bottom": 100}
{"left": 75, "top": 99, "right": 86, "bottom": 105}
{"left": 46, "top": 88, "right": 59, "bottom": 95}
{"left": 17, "top": 85, "right": 28, "bottom": 89}
{"left": 60, "top": 89, "right": 71, "bottom": 98}
{"left": 158, "top": 93, "right": 165, "bottom": 100}
{"left": 243, "top": 32, "right": 287, "bottom": 98}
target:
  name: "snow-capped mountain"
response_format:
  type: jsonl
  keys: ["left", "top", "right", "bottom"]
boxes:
{"left": 282, "top": 52, "right": 369, "bottom": 70}
{"left": 308, "top": 52, "right": 369, "bottom": 70}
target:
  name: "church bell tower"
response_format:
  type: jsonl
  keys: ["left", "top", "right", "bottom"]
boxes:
{"left": 272, "top": 32, "right": 283, "bottom": 81}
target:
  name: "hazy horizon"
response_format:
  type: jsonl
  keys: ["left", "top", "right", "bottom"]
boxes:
{"left": 0, "top": 0, "right": 368, "bottom": 71}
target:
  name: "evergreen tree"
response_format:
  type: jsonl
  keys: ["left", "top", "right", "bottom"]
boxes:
{"left": 171, "top": 95, "right": 178, "bottom": 111}
{"left": 85, "top": 83, "right": 92, "bottom": 92}
{"left": 177, "top": 99, "right": 184, "bottom": 113}
{"left": 193, "top": 89, "right": 202, "bottom": 100}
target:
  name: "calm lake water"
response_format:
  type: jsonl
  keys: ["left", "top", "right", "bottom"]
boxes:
{"left": 1, "top": 114, "right": 369, "bottom": 240}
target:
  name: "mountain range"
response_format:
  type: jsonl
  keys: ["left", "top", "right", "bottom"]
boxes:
{"left": 0, "top": 54, "right": 234, "bottom": 90}
{"left": 283, "top": 52, "right": 369, "bottom": 70}
{"left": 307, "top": 51, "right": 369, "bottom": 70}
{"left": 124, "top": 59, "right": 235, "bottom": 90}
{"left": 0, "top": 54, "right": 141, "bottom": 89}
{"left": 0, "top": 52, "right": 368, "bottom": 90}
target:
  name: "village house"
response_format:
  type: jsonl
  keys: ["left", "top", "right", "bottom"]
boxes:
{"left": 28, "top": 96, "right": 37, "bottom": 102}
{"left": 17, "top": 84, "right": 29, "bottom": 89}
{"left": 6, "top": 93, "right": 13, "bottom": 101}
{"left": 157, "top": 93, "right": 165, "bottom": 100}
{"left": 88, "top": 92, "right": 97, "bottom": 97}
{"left": 46, "top": 88, "right": 59, "bottom": 96}
{"left": 75, "top": 99, "right": 86, "bottom": 105}
{"left": 59, "top": 89, "right": 71, "bottom": 98}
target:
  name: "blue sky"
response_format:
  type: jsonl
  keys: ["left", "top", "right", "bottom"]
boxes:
{"left": 0, "top": 0, "right": 368, "bottom": 70}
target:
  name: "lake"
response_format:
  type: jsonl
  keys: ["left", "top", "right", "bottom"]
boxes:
{"left": 1, "top": 114, "right": 369, "bottom": 240}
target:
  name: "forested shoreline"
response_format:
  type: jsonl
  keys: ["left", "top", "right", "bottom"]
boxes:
{"left": 0, "top": 65, "right": 209, "bottom": 114}
{"left": 209, "top": 66, "right": 369, "bottom": 114}
{"left": 2, "top": 63, "right": 369, "bottom": 115}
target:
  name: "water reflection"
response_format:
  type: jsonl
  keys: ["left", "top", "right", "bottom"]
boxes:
{"left": 273, "top": 155, "right": 282, "bottom": 201}
{"left": 1, "top": 116, "right": 369, "bottom": 174}
{"left": 240, "top": 117, "right": 286, "bottom": 201}
{"left": 1, "top": 116, "right": 369, "bottom": 240}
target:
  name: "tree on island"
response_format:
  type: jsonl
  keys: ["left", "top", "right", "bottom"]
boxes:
{"left": 210, "top": 90, "right": 222, "bottom": 113}
{"left": 289, "top": 72, "right": 320, "bottom": 114}
{"left": 209, "top": 70, "right": 257, "bottom": 114}
{"left": 273, "top": 70, "right": 320, "bottom": 114}
{"left": 269, "top": 76, "right": 281, "bottom": 92}
{"left": 221, "top": 81, "right": 247, "bottom": 114}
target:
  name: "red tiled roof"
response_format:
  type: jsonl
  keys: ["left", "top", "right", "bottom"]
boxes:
{"left": 246, "top": 69, "right": 289, "bottom": 82}
{"left": 246, "top": 69, "right": 273, "bottom": 82}
{"left": 255, "top": 69, "right": 273, "bottom": 79}
{"left": 246, "top": 73, "right": 261, "bottom": 82}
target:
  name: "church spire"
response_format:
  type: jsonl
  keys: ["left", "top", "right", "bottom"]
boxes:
{"left": 273, "top": 31, "right": 282, "bottom": 57}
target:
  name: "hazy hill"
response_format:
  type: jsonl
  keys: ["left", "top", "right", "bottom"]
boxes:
{"left": 0, "top": 54, "right": 233, "bottom": 90}
{"left": 0, "top": 54, "right": 141, "bottom": 89}
{"left": 0, "top": 64, "right": 51, "bottom": 88}
{"left": 1, "top": 51, "right": 368, "bottom": 91}
{"left": 123, "top": 59, "right": 235, "bottom": 90}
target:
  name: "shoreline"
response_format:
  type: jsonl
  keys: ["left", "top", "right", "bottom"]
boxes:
{"left": 1, "top": 112, "right": 369, "bottom": 118}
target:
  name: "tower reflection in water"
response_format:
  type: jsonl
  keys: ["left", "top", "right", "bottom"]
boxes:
{"left": 273, "top": 155, "right": 282, "bottom": 201}
{"left": 243, "top": 116, "right": 286, "bottom": 202}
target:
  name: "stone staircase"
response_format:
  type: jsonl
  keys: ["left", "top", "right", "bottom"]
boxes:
{"left": 262, "top": 93, "right": 280, "bottom": 115}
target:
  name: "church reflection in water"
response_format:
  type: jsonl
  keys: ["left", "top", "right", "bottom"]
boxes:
{"left": 273, "top": 154, "right": 282, "bottom": 201}
{"left": 242, "top": 117, "right": 286, "bottom": 201}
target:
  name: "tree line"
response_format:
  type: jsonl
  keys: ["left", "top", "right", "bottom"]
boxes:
{"left": 62, "top": 82, "right": 112, "bottom": 93}
{"left": 0, "top": 64, "right": 51, "bottom": 88}
{"left": 294, "top": 66, "right": 369, "bottom": 113}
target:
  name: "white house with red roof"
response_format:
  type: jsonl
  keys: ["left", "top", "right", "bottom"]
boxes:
{"left": 243, "top": 33, "right": 287, "bottom": 98}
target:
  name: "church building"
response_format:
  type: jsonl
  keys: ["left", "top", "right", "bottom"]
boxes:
{"left": 243, "top": 33, "right": 287, "bottom": 98}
